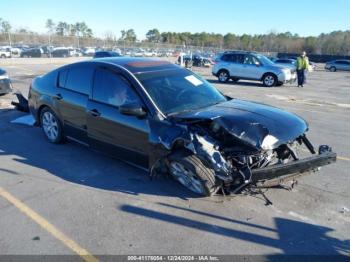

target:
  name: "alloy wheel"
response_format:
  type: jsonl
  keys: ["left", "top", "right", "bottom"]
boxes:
{"left": 218, "top": 71, "right": 229, "bottom": 82}
{"left": 264, "top": 75, "right": 275, "bottom": 87}
{"left": 170, "top": 162, "right": 205, "bottom": 194}
{"left": 42, "top": 111, "right": 59, "bottom": 141}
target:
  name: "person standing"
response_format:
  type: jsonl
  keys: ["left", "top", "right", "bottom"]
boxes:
{"left": 296, "top": 51, "right": 309, "bottom": 87}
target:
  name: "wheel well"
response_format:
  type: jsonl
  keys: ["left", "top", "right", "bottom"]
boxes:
{"left": 218, "top": 69, "right": 230, "bottom": 75}
{"left": 261, "top": 72, "right": 277, "bottom": 81}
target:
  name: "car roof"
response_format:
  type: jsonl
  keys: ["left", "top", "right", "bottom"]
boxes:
{"left": 90, "top": 57, "right": 178, "bottom": 74}
{"left": 223, "top": 50, "right": 258, "bottom": 55}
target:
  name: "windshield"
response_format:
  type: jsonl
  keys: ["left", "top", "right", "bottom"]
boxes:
{"left": 135, "top": 68, "right": 227, "bottom": 115}
{"left": 256, "top": 54, "right": 275, "bottom": 66}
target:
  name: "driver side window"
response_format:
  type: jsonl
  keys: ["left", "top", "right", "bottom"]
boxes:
{"left": 92, "top": 68, "right": 139, "bottom": 107}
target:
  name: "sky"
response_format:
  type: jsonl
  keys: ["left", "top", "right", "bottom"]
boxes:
{"left": 1, "top": 0, "right": 349, "bottom": 39}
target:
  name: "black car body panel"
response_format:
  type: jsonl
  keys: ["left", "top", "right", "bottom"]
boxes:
{"left": 172, "top": 99, "right": 308, "bottom": 150}
{"left": 28, "top": 58, "right": 336, "bottom": 194}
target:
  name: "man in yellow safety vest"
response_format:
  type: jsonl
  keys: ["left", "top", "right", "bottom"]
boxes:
{"left": 296, "top": 51, "right": 309, "bottom": 87}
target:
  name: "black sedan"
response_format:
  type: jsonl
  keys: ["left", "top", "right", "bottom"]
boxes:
{"left": 28, "top": 58, "right": 336, "bottom": 196}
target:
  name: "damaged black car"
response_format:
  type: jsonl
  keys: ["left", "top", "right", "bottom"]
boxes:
{"left": 28, "top": 58, "right": 336, "bottom": 196}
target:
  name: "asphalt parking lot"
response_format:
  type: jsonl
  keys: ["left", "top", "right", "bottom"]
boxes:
{"left": 0, "top": 58, "right": 349, "bottom": 258}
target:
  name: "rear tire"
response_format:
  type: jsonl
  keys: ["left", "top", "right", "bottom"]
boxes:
{"left": 168, "top": 150, "right": 219, "bottom": 196}
{"left": 263, "top": 73, "right": 277, "bottom": 87}
{"left": 40, "top": 107, "right": 63, "bottom": 144}
{"left": 217, "top": 70, "right": 230, "bottom": 83}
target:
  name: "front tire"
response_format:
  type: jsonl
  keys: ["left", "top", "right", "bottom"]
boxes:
{"left": 217, "top": 70, "right": 230, "bottom": 83}
{"left": 263, "top": 73, "right": 277, "bottom": 87}
{"left": 330, "top": 66, "right": 336, "bottom": 72}
{"left": 40, "top": 107, "right": 63, "bottom": 143}
{"left": 168, "top": 150, "right": 219, "bottom": 196}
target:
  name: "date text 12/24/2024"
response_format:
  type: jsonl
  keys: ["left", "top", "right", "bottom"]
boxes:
{"left": 127, "top": 256, "right": 219, "bottom": 261}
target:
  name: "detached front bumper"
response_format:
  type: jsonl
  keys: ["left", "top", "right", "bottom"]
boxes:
{"left": 0, "top": 77, "right": 12, "bottom": 95}
{"left": 251, "top": 150, "right": 337, "bottom": 186}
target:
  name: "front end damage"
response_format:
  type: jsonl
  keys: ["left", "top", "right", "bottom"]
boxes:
{"left": 150, "top": 107, "right": 337, "bottom": 195}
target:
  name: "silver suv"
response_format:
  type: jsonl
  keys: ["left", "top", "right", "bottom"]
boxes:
{"left": 212, "top": 51, "right": 296, "bottom": 87}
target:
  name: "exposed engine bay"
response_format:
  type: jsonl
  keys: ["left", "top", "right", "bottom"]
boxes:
{"left": 149, "top": 98, "right": 337, "bottom": 196}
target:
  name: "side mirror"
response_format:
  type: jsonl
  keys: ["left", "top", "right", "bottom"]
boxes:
{"left": 119, "top": 103, "right": 147, "bottom": 118}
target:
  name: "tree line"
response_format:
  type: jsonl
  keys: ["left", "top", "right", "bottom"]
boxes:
{"left": 143, "top": 29, "right": 350, "bottom": 55}
{"left": 1, "top": 17, "right": 349, "bottom": 55}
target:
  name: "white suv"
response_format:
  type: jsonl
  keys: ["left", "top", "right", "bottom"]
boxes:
{"left": 0, "top": 47, "right": 11, "bottom": 58}
{"left": 212, "top": 51, "right": 296, "bottom": 87}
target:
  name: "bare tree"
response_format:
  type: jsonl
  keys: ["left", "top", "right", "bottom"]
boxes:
{"left": 1, "top": 19, "right": 12, "bottom": 45}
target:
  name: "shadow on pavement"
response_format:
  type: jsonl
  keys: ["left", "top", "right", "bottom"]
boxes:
{"left": 207, "top": 78, "right": 265, "bottom": 87}
{"left": 0, "top": 109, "right": 197, "bottom": 200}
{"left": 207, "top": 79, "right": 298, "bottom": 89}
{"left": 120, "top": 203, "right": 350, "bottom": 256}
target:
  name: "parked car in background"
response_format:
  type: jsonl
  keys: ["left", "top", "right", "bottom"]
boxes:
{"left": 27, "top": 58, "right": 336, "bottom": 196}
{"left": 177, "top": 54, "right": 213, "bottom": 68}
{"left": 325, "top": 60, "right": 350, "bottom": 72}
{"left": 10, "top": 47, "right": 22, "bottom": 57}
{"left": 0, "top": 68, "right": 12, "bottom": 95}
{"left": 20, "top": 48, "right": 43, "bottom": 58}
{"left": 132, "top": 49, "right": 145, "bottom": 57}
{"left": 213, "top": 51, "right": 296, "bottom": 87}
{"left": 83, "top": 47, "right": 96, "bottom": 56}
{"left": 274, "top": 58, "right": 316, "bottom": 72}
{"left": 41, "top": 45, "right": 54, "bottom": 57}
{"left": 51, "top": 48, "right": 71, "bottom": 58}
{"left": 274, "top": 58, "right": 296, "bottom": 67}
{"left": 93, "top": 51, "right": 122, "bottom": 58}
{"left": 0, "top": 47, "right": 11, "bottom": 58}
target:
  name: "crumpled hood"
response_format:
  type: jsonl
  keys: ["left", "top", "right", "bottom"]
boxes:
{"left": 174, "top": 99, "right": 308, "bottom": 150}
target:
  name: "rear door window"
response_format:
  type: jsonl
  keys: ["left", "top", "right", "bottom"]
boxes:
{"left": 221, "top": 54, "right": 231, "bottom": 62}
{"left": 232, "top": 54, "right": 244, "bottom": 64}
{"left": 64, "top": 66, "right": 94, "bottom": 95}
{"left": 92, "top": 68, "right": 139, "bottom": 107}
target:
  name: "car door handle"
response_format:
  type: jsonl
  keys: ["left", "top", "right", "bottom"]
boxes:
{"left": 54, "top": 93, "right": 63, "bottom": 100}
{"left": 89, "top": 109, "right": 101, "bottom": 117}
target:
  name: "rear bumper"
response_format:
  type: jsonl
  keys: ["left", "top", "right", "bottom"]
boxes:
{"left": 251, "top": 151, "right": 337, "bottom": 184}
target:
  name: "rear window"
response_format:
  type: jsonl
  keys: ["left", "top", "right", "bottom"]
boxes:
{"left": 65, "top": 66, "right": 93, "bottom": 94}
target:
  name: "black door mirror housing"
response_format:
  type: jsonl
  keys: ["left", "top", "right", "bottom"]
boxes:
{"left": 119, "top": 103, "right": 147, "bottom": 118}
